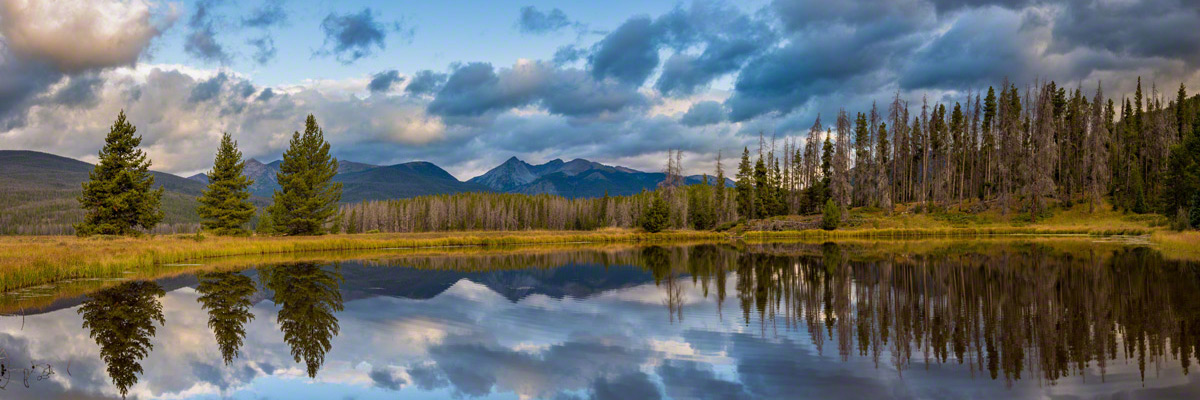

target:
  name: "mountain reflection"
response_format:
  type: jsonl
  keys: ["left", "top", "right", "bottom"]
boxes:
{"left": 196, "top": 271, "right": 257, "bottom": 365}
{"left": 667, "top": 243, "right": 1200, "bottom": 386}
{"left": 77, "top": 280, "right": 165, "bottom": 398}
{"left": 260, "top": 262, "right": 344, "bottom": 378}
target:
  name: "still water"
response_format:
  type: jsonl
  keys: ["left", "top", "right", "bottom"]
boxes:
{"left": 1, "top": 240, "right": 1199, "bottom": 399}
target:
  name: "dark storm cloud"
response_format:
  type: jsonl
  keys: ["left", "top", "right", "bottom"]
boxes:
{"left": 899, "top": 8, "right": 1029, "bottom": 89}
{"left": 242, "top": 0, "right": 287, "bottom": 28}
{"left": 1049, "top": 0, "right": 1200, "bottom": 64}
{"left": 368, "top": 70, "right": 404, "bottom": 93}
{"left": 588, "top": 16, "right": 660, "bottom": 86}
{"left": 319, "top": 8, "right": 412, "bottom": 64}
{"left": 0, "top": 58, "right": 63, "bottom": 129}
{"left": 51, "top": 74, "right": 104, "bottom": 108}
{"left": 680, "top": 101, "right": 725, "bottom": 126}
{"left": 428, "top": 61, "right": 644, "bottom": 119}
{"left": 651, "top": 2, "right": 776, "bottom": 96}
{"left": 405, "top": 70, "right": 448, "bottom": 96}
{"left": 247, "top": 35, "right": 278, "bottom": 65}
{"left": 518, "top": 6, "right": 574, "bottom": 34}
{"left": 185, "top": 0, "right": 232, "bottom": 64}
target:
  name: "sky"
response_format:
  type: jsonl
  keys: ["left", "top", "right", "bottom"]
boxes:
{"left": 2, "top": 0, "right": 1200, "bottom": 179}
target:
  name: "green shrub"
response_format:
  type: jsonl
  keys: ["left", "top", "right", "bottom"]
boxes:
{"left": 1191, "top": 193, "right": 1200, "bottom": 229}
{"left": 1173, "top": 208, "right": 1192, "bottom": 231}
{"left": 821, "top": 199, "right": 840, "bottom": 231}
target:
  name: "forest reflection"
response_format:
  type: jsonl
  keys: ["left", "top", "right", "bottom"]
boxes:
{"left": 645, "top": 242, "right": 1200, "bottom": 387}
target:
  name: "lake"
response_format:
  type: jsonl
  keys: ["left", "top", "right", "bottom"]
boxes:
{"left": 1, "top": 239, "right": 1199, "bottom": 399}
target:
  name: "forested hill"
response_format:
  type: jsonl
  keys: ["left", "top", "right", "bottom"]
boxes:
{"left": 469, "top": 156, "right": 732, "bottom": 198}
{"left": 0, "top": 150, "right": 212, "bottom": 234}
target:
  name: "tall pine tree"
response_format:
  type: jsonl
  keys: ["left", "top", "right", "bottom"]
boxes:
{"left": 269, "top": 115, "right": 342, "bottom": 235}
{"left": 198, "top": 133, "right": 256, "bottom": 235}
{"left": 76, "top": 111, "right": 164, "bottom": 236}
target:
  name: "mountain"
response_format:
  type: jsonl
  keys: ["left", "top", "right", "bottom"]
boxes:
{"left": 334, "top": 161, "right": 492, "bottom": 203}
{"left": 468, "top": 157, "right": 733, "bottom": 198}
{"left": 0, "top": 150, "right": 214, "bottom": 234}
{"left": 188, "top": 158, "right": 484, "bottom": 202}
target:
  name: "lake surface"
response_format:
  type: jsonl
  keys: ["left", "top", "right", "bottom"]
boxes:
{"left": 1, "top": 240, "right": 1200, "bottom": 399}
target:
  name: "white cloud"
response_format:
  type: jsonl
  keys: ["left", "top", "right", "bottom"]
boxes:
{"left": 0, "top": 0, "right": 178, "bottom": 73}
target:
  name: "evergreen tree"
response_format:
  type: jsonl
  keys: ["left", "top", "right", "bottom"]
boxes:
{"left": 753, "top": 154, "right": 769, "bottom": 218}
{"left": 821, "top": 199, "right": 840, "bottom": 231}
{"left": 714, "top": 151, "right": 728, "bottom": 221}
{"left": 1178, "top": 83, "right": 1191, "bottom": 141}
{"left": 198, "top": 133, "right": 256, "bottom": 235}
{"left": 269, "top": 115, "right": 342, "bottom": 235}
{"left": 641, "top": 195, "right": 670, "bottom": 233}
{"left": 76, "top": 111, "right": 164, "bottom": 236}
{"left": 1190, "top": 192, "right": 1200, "bottom": 229}
{"left": 734, "top": 148, "right": 754, "bottom": 218}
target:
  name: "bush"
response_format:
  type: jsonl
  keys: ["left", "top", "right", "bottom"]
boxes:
{"left": 1172, "top": 208, "right": 1191, "bottom": 231}
{"left": 641, "top": 196, "right": 670, "bottom": 233}
{"left": 713, "top": 220, "right": 737, "bottom": 232}
{"left": 821, "top": 199, "right": 841, "bottom": 231}
{"left": 1191, "top": 193, "right": 1200, "bottom": 229}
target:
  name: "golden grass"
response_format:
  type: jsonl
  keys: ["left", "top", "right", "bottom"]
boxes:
{"left": 0, "top": 199, "right": 1194, "bottom": 295}
{"left": 0, "top": 230, "right": 725, "bottom": 292}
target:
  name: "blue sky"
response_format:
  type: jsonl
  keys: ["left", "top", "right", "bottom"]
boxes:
{"left": 1, "top": 0, "right": 1199, "bottom": 179}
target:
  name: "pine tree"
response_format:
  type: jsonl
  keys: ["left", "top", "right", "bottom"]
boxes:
{"left": 714, "top": 151, "right": 728, "bottom": 221}
{"left": 734, "top": 147, "right": 754, "bottom": 219}
{"left": 76, "top": 111, "right": 164, "bottom": 236}
{"left": 269, "top": 115, "right": 343, "bottom": 235}
{"left": 198, "top": 133, "right": 256, "bottom": 235}
{"left": 1178, "top": 83, "right": 1191, "bottom": 141}
{"left": 641, "top": 195, "right": 670, "bottom": 233}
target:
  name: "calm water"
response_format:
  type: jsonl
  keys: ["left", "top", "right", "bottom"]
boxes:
{"left": 2, "top": 240, "right": 1200, "bottom": 399}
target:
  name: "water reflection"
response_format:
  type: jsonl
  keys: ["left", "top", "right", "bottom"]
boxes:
{"left": 259, "top": 263, "right": 344, "bottom": 378}
{"left": 2, "top": 240, "right": 1198, "bottom": 399}
{"left": 77, "top": 280, "right": 165, "bottom": 398}
{"left": 196, "top": 271, "right": 256, "bottom": 365}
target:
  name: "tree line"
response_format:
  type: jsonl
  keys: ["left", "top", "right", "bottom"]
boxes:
{"left": 74, "top": 77, "right": 1200, "bottom": 236}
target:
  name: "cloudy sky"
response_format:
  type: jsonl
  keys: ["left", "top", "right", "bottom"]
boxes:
{"left": 1, "top": 0, "right": 1199, "bottom": 179}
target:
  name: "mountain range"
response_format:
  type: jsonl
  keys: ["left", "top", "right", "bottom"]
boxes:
{"left": 468, "top": 156, "right": 731, "bottom": 198}
{"left": 0, "top": 149, "right": 728, "bottom": 232}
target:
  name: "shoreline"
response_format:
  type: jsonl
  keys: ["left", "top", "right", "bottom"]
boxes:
{"left": 0, "top": 226, "right": 1195, "bottom": 294}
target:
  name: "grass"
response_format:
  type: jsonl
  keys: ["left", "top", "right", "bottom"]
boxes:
{"left": 0, "top": 229, "right": 725, "bottom": 293}
{"left": 0, "top": 200, "right": 1195, "bottom": 294}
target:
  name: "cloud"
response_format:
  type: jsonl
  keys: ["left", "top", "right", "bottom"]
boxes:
{"left": 0, "top": 0, "right": 176, "bottom": 73}
{"left": 318, "top": 8, "right": 412, "bottom": 64}
{"left": 51, "top": 74, "right": 105, "bottom": 108}
{"left": 518, "top": 6, "right": 574, "bottom": 34}
{"left": 368, "top": 366, "right": 407, "bottom": 391}
{"left": 242, "top": 0, "right": 287, "bottom": 28}
{"left": 590, "top": 371, "right": 662, "bottom": 400}
{"left": 404, "top": 70, "right": 448, "bottom": 96}
{"left": 588, "top": 16, "right": 660, "bottom": 86}
{"left": 368, "top": 70, "right": 404, "bottom": 93}
{"left": 247, "top": 35, "right": 277, "bottom": 65}
{"left": 184, "top": 0, "right": 232, "bottom": 64}
{"left": 680, "top": 101, "right": 725, "bottom": 127}
{"left": 428, "top": 61, "right": 645, "bottom": 119}
{"left": 553, "top": 45, "right": 586, "bottom": 65}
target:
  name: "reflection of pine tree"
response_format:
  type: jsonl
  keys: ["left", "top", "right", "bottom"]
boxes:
{"left": 78, "top": 281, "right": 165, "bottom": 398}
{"left": 261, "top": 263, "right": 344, "bottom": 378}
{"left": 197, "top": 271, "right": 257, "bottom": 365}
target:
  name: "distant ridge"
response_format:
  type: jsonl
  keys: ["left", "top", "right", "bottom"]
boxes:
{"left": 469, "top": 157, "right": 732, "bottom": 198}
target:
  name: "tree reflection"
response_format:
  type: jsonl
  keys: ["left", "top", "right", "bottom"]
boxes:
{"left": 196, "top": 271, "right": 257, "bottom": 365}
{"left": 260, "top": 262, "right": 344, "bottom": 378}
{"left": 675, "top": 242, "right": 1200, "bottom": 386}
{"left": 77, "top": 280, "right": 165, "bottom": 398}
